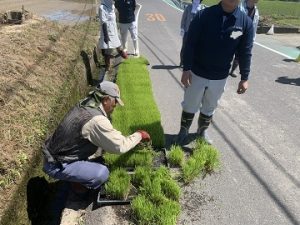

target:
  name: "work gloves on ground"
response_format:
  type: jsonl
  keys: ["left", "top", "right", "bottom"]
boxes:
{"left": 137, "top": 130, "right": 151, "bottom": 142}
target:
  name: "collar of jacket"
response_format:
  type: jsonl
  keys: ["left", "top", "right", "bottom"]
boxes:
{"left": 217, "top": 2, "right": 242, "bottom": 19}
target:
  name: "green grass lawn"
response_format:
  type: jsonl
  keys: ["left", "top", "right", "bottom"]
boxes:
{"left": 189, "top": 0, "right": 300, "bottom": 27}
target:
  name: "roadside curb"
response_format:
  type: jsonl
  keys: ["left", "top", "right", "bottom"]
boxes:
{"left": 257, "top": 25, "right": 300, "bottom": 34}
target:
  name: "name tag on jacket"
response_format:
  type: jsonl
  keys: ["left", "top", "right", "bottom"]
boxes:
{"left": 230, "top": 30, "right": 243, "bottom": 39}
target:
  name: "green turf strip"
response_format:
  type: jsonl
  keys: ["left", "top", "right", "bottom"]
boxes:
{"left": 113, "top": 57, "right": 165, "bottom": 147}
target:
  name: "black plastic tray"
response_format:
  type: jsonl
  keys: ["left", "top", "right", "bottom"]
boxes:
{"left": 96, "top": 183, "right": 135, "bottom": 206}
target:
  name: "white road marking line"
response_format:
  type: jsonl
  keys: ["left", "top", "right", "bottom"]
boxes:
{"left": 254, "top": 42, "right": 294, "bottom": 59}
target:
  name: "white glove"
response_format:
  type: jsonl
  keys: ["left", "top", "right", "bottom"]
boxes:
{"left": 180, "top": 28, "right": 185, "bottom": 37}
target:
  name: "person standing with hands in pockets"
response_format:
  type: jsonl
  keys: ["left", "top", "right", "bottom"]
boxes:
{"left": 177, "top": 0, "right": 254, "bottom": 145}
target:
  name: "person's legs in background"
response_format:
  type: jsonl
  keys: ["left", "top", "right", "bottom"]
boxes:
{"left": 101, "top": 49, "right": 113, "bottom": 72}
{"left": 129, "top": 21, "right": 139, "bottom": 56}
{"left": 119, "top": 23, "right": 129, "bottom": 52}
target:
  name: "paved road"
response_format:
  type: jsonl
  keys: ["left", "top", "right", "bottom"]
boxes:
{"left": 2, "top": 1, "right": 299, "bottom": 224}
{"left": 137, "top": 0, "right": 300, "bottom": 224}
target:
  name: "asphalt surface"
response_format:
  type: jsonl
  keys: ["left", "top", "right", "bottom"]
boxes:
{"left": 137, "top": 0, "right": 300, "bottom": 224}
{"left": 2, "top": 1, "right": 299, "bottom": 224}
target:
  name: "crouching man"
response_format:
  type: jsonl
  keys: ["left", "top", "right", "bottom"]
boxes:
{"left": 42, "top": 81, "right": 150, "bottom": 190}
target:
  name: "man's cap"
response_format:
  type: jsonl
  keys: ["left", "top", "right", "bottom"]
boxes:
{"left": 96, "top": 81, "right": 124, "bottom": 106}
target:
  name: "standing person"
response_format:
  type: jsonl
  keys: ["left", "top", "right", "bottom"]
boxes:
{"left": 115, "top": 0, "right": 139, "bottom": 57}
{"left": 99, "top": 0, "right": 128, "bottom": 74}
{"left": 177, "top": 0, "right": 254, "bottom": 145}
{"left": 43, "top": 81, "right": 151, "bottom": 191}
{"left": 179, "top": 0, "right": 206, "bottom": 67}
{"left": 229, "top": 0, "right": 259, "bottom": 77}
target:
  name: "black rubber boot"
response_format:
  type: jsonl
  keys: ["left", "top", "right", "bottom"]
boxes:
{"left": 177, "top": 111, "right": 195, "bottom": 145}
{"left": 229, "top": 59, "right": 239, "bottom": 78}
{"left": 197, "top": 113, "right": 213, "bottom": 144}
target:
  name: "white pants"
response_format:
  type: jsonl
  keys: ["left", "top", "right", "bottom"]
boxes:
{"left": 119, "top": 22, "right": 138, "bottom": 52}
{"left": 182, "top": 72, "right": 227, "bottom": 116}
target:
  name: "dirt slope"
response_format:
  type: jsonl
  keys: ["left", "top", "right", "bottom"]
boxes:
{"left": 0, "top": 14, "right": 98, "bottom": 220}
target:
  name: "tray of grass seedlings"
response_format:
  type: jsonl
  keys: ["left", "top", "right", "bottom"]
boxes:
{"left": 167, "top": 145, "right": 185, "bottom": 168}
{"left": 131, "top": 166, "right": 181, "bottom": 224}
{"left": 103, "top": 142, "right": 168, "bottom": 172}
{"left": 182, "top": 138, "right": 220, "bottom": 183}
{"left": 97, "top": 168, "right": 137, "bottom": 206}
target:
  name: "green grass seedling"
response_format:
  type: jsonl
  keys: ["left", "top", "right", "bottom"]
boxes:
{"left": 133, "top": 177, "right": 181, "bottom": 225}
{"left": 103, "top": 148, "right": 154, "bottom": 168}
{"left": 155, "top": 166, "right": 172, "bottom": 180}
{"left": 102, "top": 153, "right": 119, "bottom": 166}
{"left": 168, "top": 145, "right": 185, "bottom": 167}
{"left": 105, "top": 168, "right": 131, "bottom": 200}
{"left": 110, "top": 57, "right": 185, "bottom": 224}
{"left": 113, "top": 57, "right": 165, "bottom": 147}
{"left": 155, "top": 199, "right": 181, "bottom": 225}
{"left": 182, "top": 138, "right": 220, "bottom": 183}
{"left": 160, "top": 179, "right": 181, "bottom": 201}
{"left": 182, "top": 157, "right": 204, "bottom": 183}
{"left": 140, "top": 177, "right": 167, "bottom": 205}
{"left": 131, "top": 195, "right": 156, "bottom": 225}
{"left": 200, "top": 145, "right": 220, "bottom": 173}
{"left": 132, "top": 166, "right": 152, "bottom": 187}
{"left": 194, "top": 138, "right": 220, "bottom": 173}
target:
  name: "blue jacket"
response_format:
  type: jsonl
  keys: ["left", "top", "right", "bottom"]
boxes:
{"left": 115, "top": 0, "right": 136, "bottom": 23}
{"left": 183, "top": 3, "right": 254, "bottom": 80}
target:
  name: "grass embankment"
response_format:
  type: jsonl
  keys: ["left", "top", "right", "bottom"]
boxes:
{"left": 0, "top": 18, "right": 99, "bottom": 224}
{"left": 201, "top": 0, "right": 300, "bottom": 27}
{"left": 104, "top": 58, "right": 220, "bottom": 224}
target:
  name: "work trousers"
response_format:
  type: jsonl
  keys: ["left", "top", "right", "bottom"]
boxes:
{"left": 119, "top": 21, "right": 138, "bottom": 49}
{"left": 182, "top": 72, "right": 227, "bottom": 116}
{"left": 43, "top": 159, "right": 109, "bottom": 189}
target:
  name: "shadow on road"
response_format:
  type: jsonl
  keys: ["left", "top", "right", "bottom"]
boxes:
{"left": 275, "top": 76, "right": 300, "bottom": 86}
{"left": 213, "top": 120, "right": 300, "bottom": 225}
{"left": 283, "top": 58, "right": 297, "bottom": 63}
{"left": 152, "top": 65, "right": 181, "bottom": 70}
{"left": 164, "top": 133, "right": 198, "bottom": 150}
